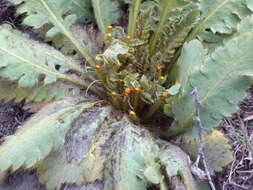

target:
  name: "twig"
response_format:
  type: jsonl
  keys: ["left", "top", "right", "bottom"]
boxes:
{"left": 191, "top": 88, "right": 217, "bottom": 190}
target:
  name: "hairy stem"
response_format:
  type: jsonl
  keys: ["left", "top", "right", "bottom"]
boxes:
{"left": 142, "top": 99, "right": 163, "bottom": 122}
{"left": 149, "top": 0, "right": 173, "bottom": 54}
{"left": 127, "top": 0, "right": 142, "bottom": 37}
{"left": 91, "top": 0, "right": 107, "bottom": 36}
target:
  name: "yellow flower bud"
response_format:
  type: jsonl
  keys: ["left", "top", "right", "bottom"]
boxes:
{"left": 107, "top": 25, "right": 113, "bottom": 30}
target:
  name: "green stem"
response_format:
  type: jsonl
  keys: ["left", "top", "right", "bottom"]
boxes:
{"left": 133, "top": 92, "right": 140, "bottom": 111}
{"left": 127, "top": 0, "right": 142, "bottom": 37}
{"left": 149, "top": 0, "right": 173, "bottom": 54}
{"left": 142, "top": 99, "right": 163, "bottom": 122}
{"left": 40, "top": 0, "right": 95, "bottom": 66}
{"left": 91, "top": 0, "right": 107, "bottom": 36}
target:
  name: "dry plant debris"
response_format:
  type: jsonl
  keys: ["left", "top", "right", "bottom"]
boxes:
{"left": 217, "top": 87, "right": 253, "bottom": 190}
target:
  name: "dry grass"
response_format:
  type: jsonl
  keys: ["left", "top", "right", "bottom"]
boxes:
{"left": 216, "top": 87, "right": 253, "bottom": 190}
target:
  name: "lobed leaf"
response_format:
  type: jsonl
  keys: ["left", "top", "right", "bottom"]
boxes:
{"left": 37, "top": 106, "right": 113, "bottom": 190}
{"left": 104, "top": 117, "right": 198, "bottom": 190}
{"left": 180, "top": 130, "right": 234, "bottom": 172}
{"left": 0, "top": 98, "right": 95, "bottom": 171}
{"left": 149, "top": 0, "right": 190, "bottom": 53}
{"left": 188, "top": 0, "right": 253, "bottom": 48}
{"left": 8, "top": 0, "right": 94, "bottom": 63}
{"left": 91, "top": 0, "right": 120, "bottom": 35}
{"left": 159, "top": 142, "right": 198, "bottom": 190}
{"left": 0, "top": 25, "right": 83, "bottom": 88}
{"left": 50, "top": 24, "right": 102, "bottom": 56}
{"left": 70, "top": 0, "right": 94, "bottom": 22}
{"left": 159, "top": 10, "right": 200, "bottom": 63}
{"left": 0, "top": 80, "right": 72, "bottom": 102}
{"left": 104, "top": 118, "right": 148, "bottom": 190}
{"left": 166, "top": 17, "right": 253, "bottom": 138}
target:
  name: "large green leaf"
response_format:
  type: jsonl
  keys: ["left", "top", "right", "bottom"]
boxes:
{"left": 188, "top": 0, "right": 252, "bottom": 45}
{"left": 0, "top": 25, "right": 88, "bottom": 96}
{"left": 49, "top": 24, "right": 102, "bottom": 56}
{"left": 166, "top": 17, "right": 253, "bottom": 138}
{"left": 0, "top": 80, "right": 71, "bottom": 102}
{"left": 70, "top": 0, "right": 94, "bottom": 22}
{"left": 0, "top": 98, "right": 96, "bottom": 171}
{"left": 159, "top": 142, "right": 198, "bottom": 190}
{"left": 104, "top": 118, "right": 148, "bottom": 190}
{"left": 37, "top": 106, "right": 114, "bottom": 190}
{"left": 8, "top": 0, "right": 94, "bottom": 64}
{"left": 180, "top": 130, "right": 233, "bottom": 172}
{"left": 91, "top": 0, "right": 120, "bottom": 35}
{"left": 104, "top": 117, "right": 198, "bottom": 190}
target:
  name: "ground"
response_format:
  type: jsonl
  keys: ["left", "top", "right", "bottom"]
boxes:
{"left": 0, "top": 1, "right": 252, "bottom": 190}
{"left": 215, "top": 87, "right": 253, "bottom": 190}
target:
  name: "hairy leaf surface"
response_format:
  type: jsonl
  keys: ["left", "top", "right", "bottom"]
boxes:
{"left": 0, "top": 25, "right": 83, "bottom": 88}
{"left": 104, "top": 118, "right": 148, "bottom": 190}
{"left": 37, "top": 106, "right": 114, "bottom": 190}
{"left": 51, "top": 24, "right": 102, "bottom": 56}
{"left": 91, "top": 0, "right": 120, "bottom": 35}
{"left": 0, "top": 98, "right": 95, "bottom": 171}
{"left": 104, "top": 117, "right": 198, "bottom": 190}
{"left": 149, "top": 0, "right": 190, "bottom": 53}
{"left": 8, "top": 0, "right": 94, "bottom": 63}
{"left": 166, "top": 19, "right": 253, "bottom": 138}
{"left": 0, "top": 80, "right": 71, "bottom": 102}
{"left": 70, "top": 0, "right": 94, "bottom": 22}
{"left": 158, "top": 10, "right": 199, "bottom": 63}
{"left": 188, "top": 0, "right": 253, "bottom": 46}
{"left": 180, "top": 130, "right": 233, "bottom": 172}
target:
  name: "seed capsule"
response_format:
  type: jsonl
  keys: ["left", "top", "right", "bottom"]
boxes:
{"left": 128, "top": 110, "right": 140, "bottom": 122}
{"left": 124, "top": 88, "right": 131, "bottom": 96}
{"left": 156, "top": 65, "right": 162, "bottom": 71}
{"left": 126, "top": 35, "right": 132, "bottom": 40}
{"left": 160, "top": 92, "right": 169, "bottom": 99}
{"left": 159, "top": 76, "right": 164, "bottom": 80}
{"left": 129, "top": 110, "right": 136, "bottom": 116}
{"left": 134, "top": 88, "right": 141, "bottom": 93}
{"left": 95, "top": 65, "right": 101, "bottom": 71}
{"left": 124, "top": 88, "right": 131, "bottom": 94}
{"left": 107, "top": 25, "right": 113, "bottom": 30}
{"left": 106, "top": 33, "right": 112, "bottom": 39}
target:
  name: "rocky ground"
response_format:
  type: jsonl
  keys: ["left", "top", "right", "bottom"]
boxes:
{"left": 0, "top": 0, "right": 252, "bottom": 189}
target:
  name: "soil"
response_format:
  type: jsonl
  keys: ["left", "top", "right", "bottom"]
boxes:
{"left": 0, "top": 0, "right": 22, "bottom": 28}
{"left": 0, "top": 1, "right": 252, "bottom": 190}
{"left": 0, "top": 100, "right": 31, "bottom": 144}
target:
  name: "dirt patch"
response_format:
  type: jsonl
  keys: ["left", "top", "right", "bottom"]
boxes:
{"left": 0, "top": 170, "right": 45, "bottom": 190}
{"left": 0, "top": 100, "right": 32, "bottom": 144}
{"left": 0, "top": 0, "right": 22, "bottom": 27}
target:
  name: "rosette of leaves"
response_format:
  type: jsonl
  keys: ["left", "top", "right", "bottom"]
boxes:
{"left": 0, "top": 0, "right": 253, "bottom": 189}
